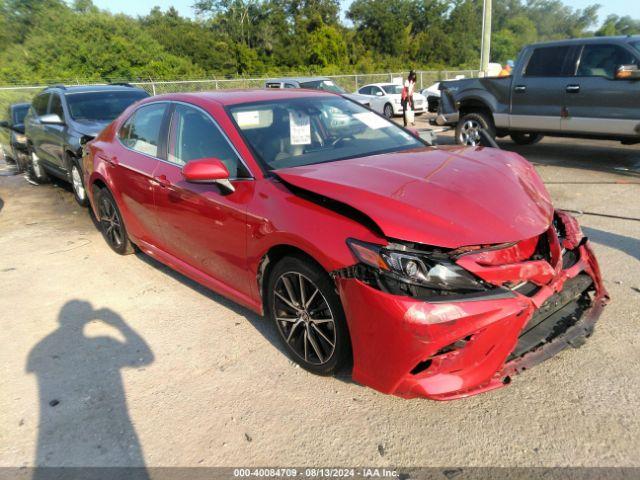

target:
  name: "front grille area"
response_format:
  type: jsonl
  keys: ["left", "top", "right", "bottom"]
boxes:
{"left": 507, "top": 273, "right": 594, "bottom": 361}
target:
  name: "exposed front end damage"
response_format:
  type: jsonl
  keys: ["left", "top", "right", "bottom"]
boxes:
{"left": 332, "top": 211, "right": 608, "bottom": 400}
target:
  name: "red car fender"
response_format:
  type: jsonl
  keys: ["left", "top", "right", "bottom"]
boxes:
{"left": 245, "top": 178, "right": 385, "bottom": 312}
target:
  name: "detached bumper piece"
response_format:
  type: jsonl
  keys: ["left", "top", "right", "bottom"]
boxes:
{"left": 336, "top": 212, "right": 608, "bottom": 400}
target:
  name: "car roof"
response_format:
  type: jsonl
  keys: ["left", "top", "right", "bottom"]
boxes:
{"left": 361, "top": 83, "right": 398, "bottom": 88}
{"left": 10, "top": 102, "right": 31, "bottom": 110}
{"left": 527, "top": 35, "right": 640, "bottom": 48}
{"left": 265, "top": 77, "right": 329, "bottom": 84}
{"left": 141, "top": 88, "right": 338, "bottom": 107}
{"left": 41, "top": 84, "right": 148, "bottom": 95}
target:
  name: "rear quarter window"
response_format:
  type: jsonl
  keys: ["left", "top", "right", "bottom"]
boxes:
{"left": 524, "top": 46, "right": 574, "bottom": 77}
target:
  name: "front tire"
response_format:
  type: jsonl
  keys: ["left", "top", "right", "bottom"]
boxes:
{"left": 27, "top": 150, "right": 50, "bottom": 184}
{"left": 266, "top": 256, "right": 351, "bottom": 376}
{"left": 383, "top": 103, "right": 394, "bottom": 118}
{"left": 455, "top": 112, "right": 495, "bottom": 146}
{"left": 95, "top": 187, "right": 134, "bottom": 255}
{"left": 510, "top": 132, "right": 544, "bottom": 145}
{"left": 70, "top": 157, "right": 88, "bottom": 207}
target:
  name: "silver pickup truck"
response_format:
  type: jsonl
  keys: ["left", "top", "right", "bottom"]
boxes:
{"left": 436, "top": 36, "right": 640, "bottom": 146}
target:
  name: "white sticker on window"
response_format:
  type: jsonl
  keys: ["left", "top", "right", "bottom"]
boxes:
{"left": 353, "top": 112, "right": 392, "bottom": 130}
{"left": 289, "top": 111, "right": 311, "bottom": 145}
{"left": 236, "top": 110, "right": 261, "bottom": 128}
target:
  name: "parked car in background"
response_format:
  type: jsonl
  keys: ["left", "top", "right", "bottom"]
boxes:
{"left": 264, "top": 77, "right": 370, "bottom": 107}
{"left": 24, "top": 84, "right": 149, "bottom": 205}
{"left": 420, "top": 82, "right": 441, "bottom": 113}
{"left": 0, "top": 102, "right": 30, "bottom": 172}
{"left": 356, "top": 83, "right": 427, "bottom": 118}
{"left": 436, "top": 36, "right": 640, "bottom": 146}
{"left": 83, "top": 88, "right": 606, "bottom": 400}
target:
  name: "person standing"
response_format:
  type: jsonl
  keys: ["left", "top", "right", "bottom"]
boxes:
{"left": 402, "top": 70, "right": 417, "bottom": 127}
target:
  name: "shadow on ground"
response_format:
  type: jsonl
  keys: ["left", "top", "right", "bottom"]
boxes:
{"left": 434, "top": 133, "right": 640, "bottom": 179}
{"left": 136, "top": 253, "right": 356, "bottom": 383}
{"left": 583, "top": 227, "right": 640, "bottom": 262}
{"left": 27, "top": 300, "right": 153, "bottom": 478}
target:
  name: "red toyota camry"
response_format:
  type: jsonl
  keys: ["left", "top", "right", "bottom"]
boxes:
{"left": 83, "top": 89, "right": 607, "bottom": 400}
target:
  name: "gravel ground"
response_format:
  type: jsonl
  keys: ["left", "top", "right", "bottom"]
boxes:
{"left": 0, "top": 132, "right": 639, "bottom": 470}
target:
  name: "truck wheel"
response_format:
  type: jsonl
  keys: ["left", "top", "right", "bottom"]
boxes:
{"left": 510, "top": 133, "right": 544, "bottom": 145}
{"left": 456, "top": 112, "right": 495, "bottom": 146}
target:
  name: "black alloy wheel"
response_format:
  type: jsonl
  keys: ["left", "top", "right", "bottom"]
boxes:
{"left": 267, "top": 256, "right": 351, "bottom": 375}
{"left": 96, "top": 188, "right": 134, "bottom": 255}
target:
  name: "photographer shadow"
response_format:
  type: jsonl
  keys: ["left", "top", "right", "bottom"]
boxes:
{"left": 27, "top": 300, "right": 153, "bottom": 479}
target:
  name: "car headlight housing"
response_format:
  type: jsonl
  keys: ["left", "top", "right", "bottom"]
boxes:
{"left": 346, "top": 239, "right": 487, "bottom": 293}
{"left": 394, "top": 98, "right": 402, "bottom": 105}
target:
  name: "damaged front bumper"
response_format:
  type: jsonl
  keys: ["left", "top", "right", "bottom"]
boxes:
{"left": 335, "top": 216, "right": 608, "bottom": 400}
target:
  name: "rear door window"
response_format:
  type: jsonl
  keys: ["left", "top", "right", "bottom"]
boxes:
{"left": 577, "top": 44, "right": 639, "bottom": 79}
{"left": 119, "top": 103, "right": 168, "bottom": 158}
{"left": 524, "top": 46, "right": 573, "bottom": 77}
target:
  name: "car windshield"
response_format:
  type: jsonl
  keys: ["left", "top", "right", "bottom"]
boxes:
{"left": 381, "top": 84, "right": 403, "bottom": 95}
{"left": 65, "top": 90, "right": 149, "bottom": 122}
{"left": 299, "top": 80, "right": 346, "bottom": 94}
{"left": 12, "top": 105, "right": 30, "bottom": 124}
{"left": 229, "top": 96, "right": 424, "bottom": 170}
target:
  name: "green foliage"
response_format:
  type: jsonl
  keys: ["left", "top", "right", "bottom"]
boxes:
{"left": 0, "top": 0, "right": 636, "bottom": 85}
{"left": 596, "top": 15, "right": 640, "bottom": 37}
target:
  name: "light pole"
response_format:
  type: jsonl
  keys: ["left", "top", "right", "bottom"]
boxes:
{"left": 480, "top": 0, "right": 492, "bottom": 76}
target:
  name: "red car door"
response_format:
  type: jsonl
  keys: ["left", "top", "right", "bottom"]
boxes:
{"left": 152, "top": 103, "right": 255, "bottom": 300}
{"left": 109, "top": 102, "right": 170, "bottom": 245}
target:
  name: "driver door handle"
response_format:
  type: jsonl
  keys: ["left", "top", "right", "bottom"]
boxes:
{"left": 566, "top": 84, "right": 581, "bottom": 93}
{"left": 153, "top": 174, "right": 171, "bottom": 188}
{"left": 514, "top": 85, "right": 527, "bottom": 93}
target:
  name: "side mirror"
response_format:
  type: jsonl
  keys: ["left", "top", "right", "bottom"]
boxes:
{"left": 375, "top": 91, "right": 383, "bottom": 96}
{"left": 615, "top": 65, "right": 640, "bottom": 80}
{"left": 182, "top": 158, "right": 235, "bottom": 193}
{"left": 13, "top": 123, "right": 25, "bottom": 134}
{"left": 39, "top": 113, "right": 65, "bottom": 125}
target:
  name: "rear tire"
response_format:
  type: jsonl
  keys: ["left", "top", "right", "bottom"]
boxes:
{"left": 266, "top": 255, "right": 351, "bottom": 376}
{"left": 510, "top": 133, "right": 544, "bottom": 145}
{"left": 456, "top": 111, "right": 495, "bottom": 146}
{"left": 95, "top": 187, "right": 134, "bottom": 255}
{"left": 27, "top": 150, "right": 50, "bottom": 184}
{"left": 70, "top": 156, "right": 88, "bottom": 207}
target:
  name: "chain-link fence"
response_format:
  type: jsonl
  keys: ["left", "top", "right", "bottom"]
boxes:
{"left": 0, "top": 70, "right": 479, "bottom": 115}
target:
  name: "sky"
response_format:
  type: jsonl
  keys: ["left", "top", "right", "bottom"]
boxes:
{"left": 92, "top": 0, "right": 640, "bottom": 25}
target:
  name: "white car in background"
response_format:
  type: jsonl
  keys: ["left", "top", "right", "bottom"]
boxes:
{"left": 356, "top": 83, "right": 427, "bottom": 118}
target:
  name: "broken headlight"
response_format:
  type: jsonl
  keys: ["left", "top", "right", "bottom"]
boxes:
{"left": 346, "top": 239, "right": 487, "bottom": 293}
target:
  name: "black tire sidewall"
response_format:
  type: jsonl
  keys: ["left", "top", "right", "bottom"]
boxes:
{"left": 69, "top": 157, "right": 89, "bottom": 207}
{"left": 266, "top": 255, "right": 351, "bottom": 376}
{"left": 27, "top": 148, "right": 49, "bottom": 183}
{"left": 383, "top": 104, "right": 394, "bottom": 118}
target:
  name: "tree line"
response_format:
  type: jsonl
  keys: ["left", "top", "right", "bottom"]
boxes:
{"left": 0, "top": 0, "right": 638, "bottom": 85}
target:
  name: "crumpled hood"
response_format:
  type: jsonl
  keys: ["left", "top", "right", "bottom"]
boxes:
{"left": 274, "top": 146, "right": 553, "bottom": 249}
{"left": 72, "top": 119, "right": 111, "bottom": 137}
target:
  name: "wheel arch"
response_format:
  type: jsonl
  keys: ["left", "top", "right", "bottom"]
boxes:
{"left": 257, "top": 243, "right": 331, "bottom": 315}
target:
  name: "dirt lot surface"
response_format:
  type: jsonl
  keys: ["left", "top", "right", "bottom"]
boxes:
{"left": 1, "top": 130, "right": 639, "bottom": 469}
